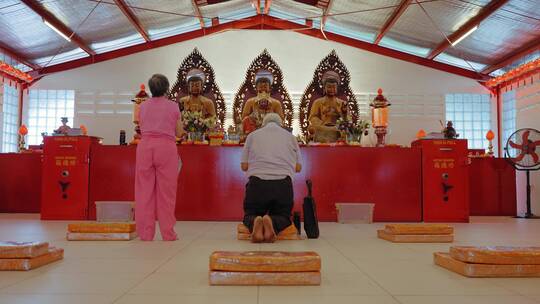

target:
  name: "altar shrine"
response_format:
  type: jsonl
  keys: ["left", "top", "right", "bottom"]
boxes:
{"left": 0, "top": 138, "right": 516, "bottom": 222}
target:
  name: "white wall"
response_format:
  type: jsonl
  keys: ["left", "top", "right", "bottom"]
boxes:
{"left": 515, "top": 74, "right": 540, "bottom": 215}
{"left": 29, "top": 30, "right": 489, "bottom": 145}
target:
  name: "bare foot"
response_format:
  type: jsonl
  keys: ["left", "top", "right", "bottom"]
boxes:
{"left": 251, "top": 216, "right": 264, "bottom": 243}
{"left": 262, "top": 215, "right": 276, "bottom": 243}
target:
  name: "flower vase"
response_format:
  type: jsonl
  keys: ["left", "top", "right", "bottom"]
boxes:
{"left": 347, "top": 133, "right": 362, "bottom": 145}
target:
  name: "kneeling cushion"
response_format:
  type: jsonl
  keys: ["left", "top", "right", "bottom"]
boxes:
{"left": 0, "top": 247, "right": 64, "bottom": 271}
{"left": 450, "top": 246, "right": 540, "bottom": 265}
{"left": 237, "top": 224, "right": 301, "bottom": 240}
{"left": 378, "top": 229, "right": 453, "bottom": 243}
{"left": 434, "top": 252, "right": 540, "bottom": 277}
{"left": 67, "top": 222, "right": 136, "bottom": 233}
{"left": 384, "top": 224, "right": 453, "bottom": 235}
{"left": 0, "top": 241, "right": 49, "bottom": 259}
{"left": 66, "top": 232, "right": 137, "bottom": 241}
{"left": 209, "top": 271, "right": 321, "bottom": 285}
{"left": 210, "top": 251, "right": 321, "bottom": 272}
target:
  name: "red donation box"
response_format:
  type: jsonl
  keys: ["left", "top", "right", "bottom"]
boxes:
{"left": 41, "top": 136, "right": 100, "bottom": 220}
{"left": 412, "top": 139, "right": 469, "bottom": 222}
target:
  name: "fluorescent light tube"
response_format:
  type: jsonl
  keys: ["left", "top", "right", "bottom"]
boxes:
{"left": 44, "top": 20, "right": 71, "bottom": 42}
{"left": 451, "top": 25, "right": 478, "bottom": 46}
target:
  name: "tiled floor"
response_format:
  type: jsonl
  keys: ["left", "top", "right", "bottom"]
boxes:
{"left": 1, "top": 214, "right": 540, "bottom": 304}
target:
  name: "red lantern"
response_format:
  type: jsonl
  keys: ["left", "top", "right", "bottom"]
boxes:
{"left": 19, "top": 125, "right": 28, "bottom": 136}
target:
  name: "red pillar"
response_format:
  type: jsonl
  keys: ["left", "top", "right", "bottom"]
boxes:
{"left": 17, "top": 84, "right": 24, "bottom": 128}
{"left": 496, "top": 85, "right": 502, "bottom": 157}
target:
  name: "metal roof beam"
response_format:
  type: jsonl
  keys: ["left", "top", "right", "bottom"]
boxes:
{"left": 192, "top": 0, "right": 206, "bottom": 28}
{"left": 320, "top": 0, "right": 333, "bottom": 29}
{"left": 20, "top": 0, "right": 96, "bottom": 56}
{"left": 264, "top": 0, "right": 272, "bottom": 14}
{"left": 0, "top": 42, "right": 40, "bottom": 70}
{"left": 482, "top": 37, "right": 540, "bottom": 74}
{"left": 252, "top": 0, "right": 261, "bottom": 14}
{"left": 374, "top": 0, "right": 412, "bottom": 45}
{"left": 35, "top": 15, "right": 488, "bottom": 81}
{"left": 427, "top": 0, "right": 509, "bottom": 60}
{"left": 113, "top": 0, "right": 150, "bottom": 42}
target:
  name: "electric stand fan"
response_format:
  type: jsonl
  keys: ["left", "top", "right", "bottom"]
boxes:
{"left": 505, "top": 128, "right": 540, "bottom": 219}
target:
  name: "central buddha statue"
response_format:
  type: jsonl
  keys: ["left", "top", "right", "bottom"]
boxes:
{"left": 308, "top": 71, "right": 348, "bottom": 142}
{"left": 178, "top": 69, "right": 216, "bottom": 119}
{"left": 241, "top": 70, "right": 284, "bottom": 134}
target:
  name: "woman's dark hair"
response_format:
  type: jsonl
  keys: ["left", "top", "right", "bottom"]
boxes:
{"left": 148, "top": 74, "right": 170, "bottom": 97}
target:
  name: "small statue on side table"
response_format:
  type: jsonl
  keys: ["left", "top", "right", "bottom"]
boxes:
{"left": 443, "top": 121, "right": 459, "bottom": 139}
{"left": 130, "top": 84, "right": 149, "bottom": 145}
{"left": 54, "top": 117, "right": 71, "bottom": 135}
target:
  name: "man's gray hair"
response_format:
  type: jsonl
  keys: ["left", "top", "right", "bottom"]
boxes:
{"left": 262, "top": 113, "right": 283, "bottom": 127}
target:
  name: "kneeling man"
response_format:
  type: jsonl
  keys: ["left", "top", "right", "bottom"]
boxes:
{"left": 241, "top": 113, "right": 302, "bottom": 243}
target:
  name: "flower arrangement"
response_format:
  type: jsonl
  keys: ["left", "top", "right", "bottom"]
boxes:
{"left": 336, "top": 118, "right": 370, "bottom": 135}
{"left": 182, "top": 111, "right": 217, "bottom": 134}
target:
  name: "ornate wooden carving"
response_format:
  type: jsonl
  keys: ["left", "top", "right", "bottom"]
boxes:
{"left": 169, "top": 48, "right": 226, "bottom": 127}
{"left": 299, "top": 50, "right": 359, "bottom": 137}
{"left": 232, "top": 49, "right": 293, "bottom": 127}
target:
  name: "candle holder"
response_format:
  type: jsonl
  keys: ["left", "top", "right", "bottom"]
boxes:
{"left": 486, "top": 130, "right": 495, "bottom": 157}
{"left": 18, "top": 124, "right": 28, "bottom": 152}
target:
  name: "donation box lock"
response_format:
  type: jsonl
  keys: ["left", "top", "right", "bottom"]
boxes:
{"left": 412, "top": 139, "right": 469, "bottom": 222}
{"left": 41, "top": 136, "right": 100, "bottom": 220}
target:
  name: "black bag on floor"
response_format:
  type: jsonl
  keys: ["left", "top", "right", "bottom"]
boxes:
{"left": 303, "top": 179, "right": 319, "bottom": 239}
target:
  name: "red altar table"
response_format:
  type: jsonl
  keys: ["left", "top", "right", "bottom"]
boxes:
{"left": 88, "top": 145, "right": 422, "bottom": 222}
{"left": 469, "top": 158, "right": 516, "bottom": 216}
{"left": 0, "top": 145, "right": 517, "bottom": 221}
{"left": 0, "top": 153, "right": 41, "bottom": 213}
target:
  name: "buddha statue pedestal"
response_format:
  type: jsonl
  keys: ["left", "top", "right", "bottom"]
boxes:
{"left": 312, "top": 125, "right": 341, "bottom": 143}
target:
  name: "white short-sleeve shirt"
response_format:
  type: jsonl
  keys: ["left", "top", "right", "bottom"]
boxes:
{"left": 241, "top": 123, "right": 302, "bottom": 180}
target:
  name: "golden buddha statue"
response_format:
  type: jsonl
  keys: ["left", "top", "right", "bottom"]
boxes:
{"left": 178, "top": 70, "right": 216, "bottom": 119}
{"left": 241, "top": 70, "right": 284, "bottom": 134}
{"left": 308, "top": 71, "right": 348, "bottom": 142}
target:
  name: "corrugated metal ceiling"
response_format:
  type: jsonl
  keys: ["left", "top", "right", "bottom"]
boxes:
{"left": 0, "top": 0, "right": 537, "bottom": 76}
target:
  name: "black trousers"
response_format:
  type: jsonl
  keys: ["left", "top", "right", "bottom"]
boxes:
{"left": 243, "top": 176, "right": 293, "bottom": 234}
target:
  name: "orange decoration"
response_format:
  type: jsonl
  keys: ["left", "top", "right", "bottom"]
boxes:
{"left": 416, "top": 129, "right": 426, "bottom": 139}
{"left": 0, "top": 60, "right": 33, "bottom": 83}
{"left": 486, "top": 58, "right": 540, "bottom": 88}
{"left": 18, "top": 124, "right": 28, "bottom": 136}
{"left": 80, "top": 125, "right": 88, "bottom": 136}
{"left": 486, "top": 130, "right": 495, "bottom": 141}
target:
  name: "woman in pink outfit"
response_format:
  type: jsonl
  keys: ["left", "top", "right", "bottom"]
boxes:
{"left": 135, "top": 74, "right": 185, "bottom": 241}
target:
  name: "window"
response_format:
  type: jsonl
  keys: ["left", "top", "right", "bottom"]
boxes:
{"left": 502, "top": 90, "right": 516, "bottom": 156}
{"left": 1, "top": 85, "right": 20, "bottom": 152}
{"left": 27, "top": 90, "right": 75, "bottom": 145}
{"left": 445, "top": 94, "right": 492, "bottom": 149}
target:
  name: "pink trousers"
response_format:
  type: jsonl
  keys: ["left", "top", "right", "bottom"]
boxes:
{"left": 135, "top": 137, "right": 180, "bottom": 241}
